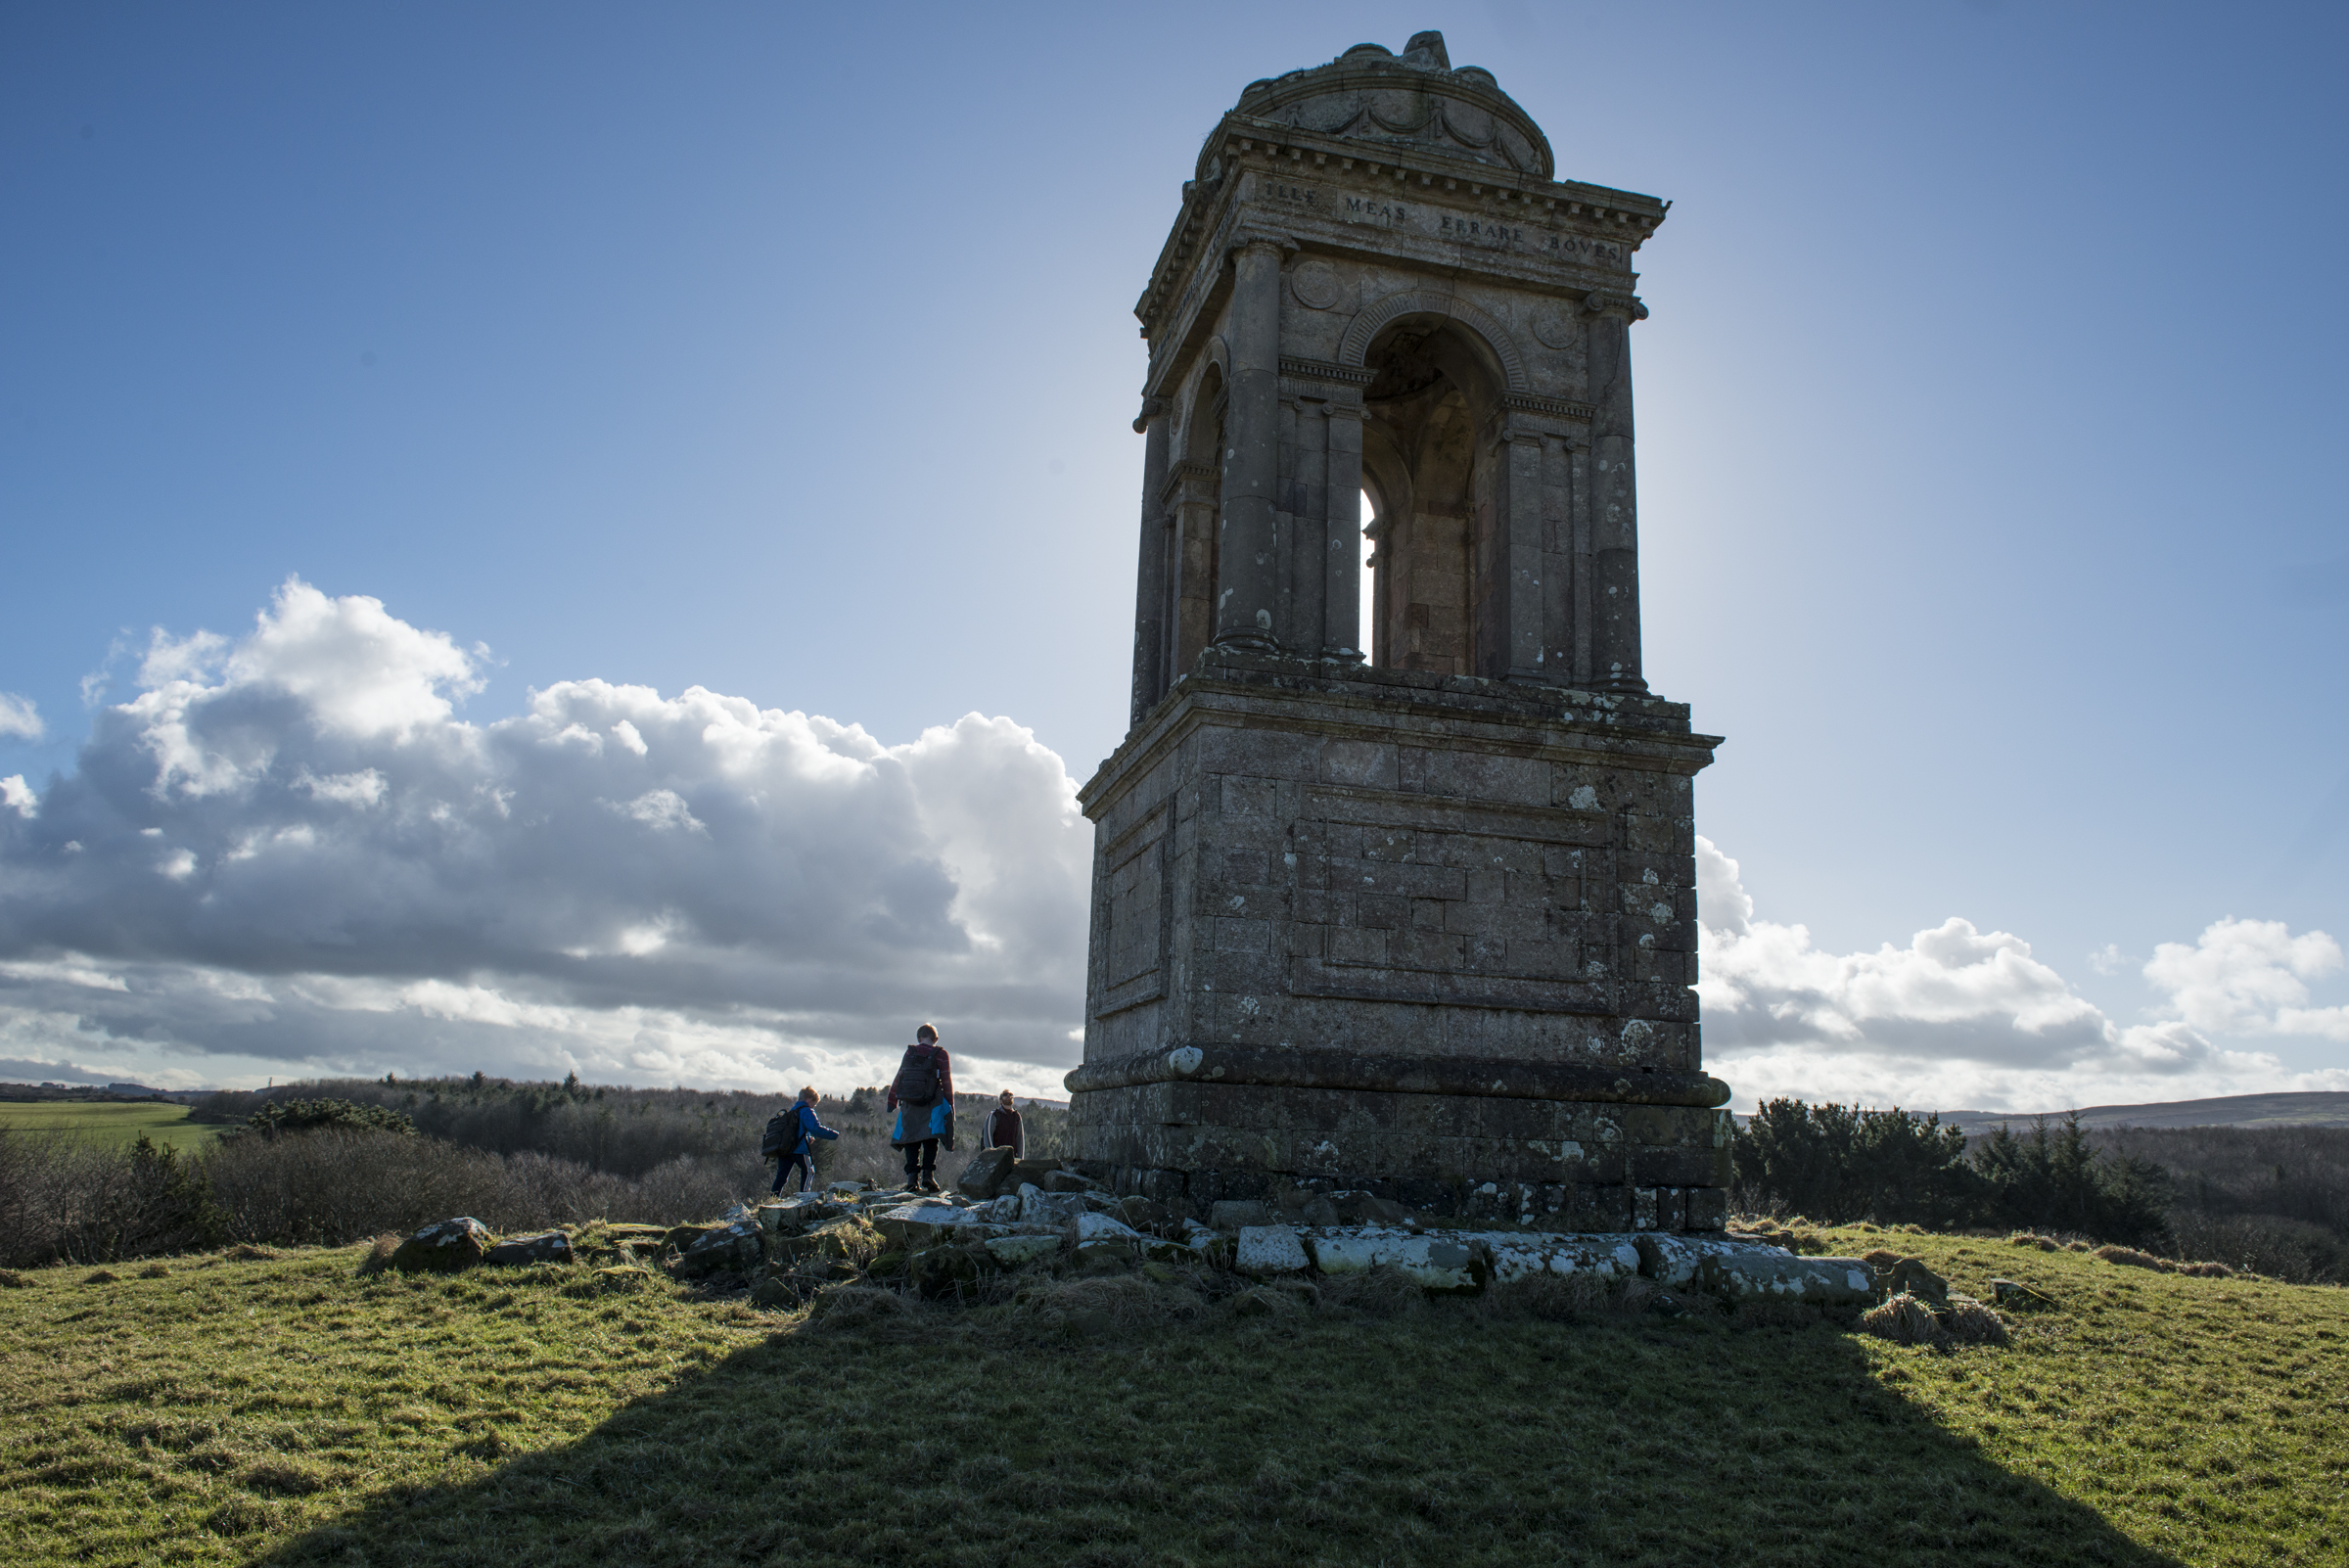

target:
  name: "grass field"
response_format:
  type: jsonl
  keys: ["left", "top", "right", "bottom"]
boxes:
{"left": 0, "top": 1100, "right": 217, "bottom": 1154}
{"left": 0, "top": 1224, "right": 2341, "bottom": 1567}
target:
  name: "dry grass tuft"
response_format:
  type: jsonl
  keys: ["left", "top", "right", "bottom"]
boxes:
{"left": 1315, "top": 1265, "right": 1430, "bottom": 1318}
{"left": 81, "top": 1268, "right": 117, "bottom": 1284}
{"left": 805, "top": 1284, "right": 913, "bottom": 1335}
{"left": 222, "top": 1244, "right": 280, "bottom": 1263}
{"left": 1861, "top": 1248, "right": 1907, "bottom": 1269}
{"left": 1859, "top": 1291, "right": 1945, "bottom": 1346}
{"left": 1017, "top": 1273, "right": 1207, "bottom": 1332}
{"left": 137, "top": 1263, "right": 170, "bottom": 1278}
{"left": 2177, "top": 1261, "right": 2235, "bottom": 1278}
{"left": 0, "top": 1269, "right": 25, "bottom": 1288}
{"left": 1942, "top": 1300, "right": 2010, "bottom": 1346}
{"left": 2007, "top": 1232, "right": 2062, "bottom": 1251}
{"left": 237, "top": 1457, "right": 328, "bottom": 1497}
{"left": 1481, "top": 1268, "right": 1615, "bottom": 1322}
{"left": 352, "top": 1235, "right": 399, "bottom": 1276}
{"left": 2066, "top": 1240, "right": 2092, "bottom": 1252}
{"left": 2094, "top": 1244, "right": 2173, "bottom": 1272}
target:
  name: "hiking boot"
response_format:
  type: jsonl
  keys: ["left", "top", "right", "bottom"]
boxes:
{"left": 918, "top": 1176, "right": 942, "bottom": 1195}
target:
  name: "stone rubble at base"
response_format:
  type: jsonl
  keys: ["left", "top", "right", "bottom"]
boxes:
{"left": 374, "top": 1153, "right": 1884, "bottom": 1313}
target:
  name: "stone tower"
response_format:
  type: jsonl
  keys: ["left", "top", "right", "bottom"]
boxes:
{"left": 1068, "top": 32, "right": 1731, "bottom": 1232}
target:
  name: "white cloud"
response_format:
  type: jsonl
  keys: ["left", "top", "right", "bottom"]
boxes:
{"left": 1696, "top": 837, "right": 2349, "bottom": 1112}
{"left": 0, "top": 694, "right": 42, "bottom": 741}
{"left": 0, "top": 584, "right": 1090, "bottom": 1094}
{"left": 2143, "top": 918, "right": 2349, "bottom": 1042}
{"left": 0, "top": 777, "right": 35, "bottom": 819}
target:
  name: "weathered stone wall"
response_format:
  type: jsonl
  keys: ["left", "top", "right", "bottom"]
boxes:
{"left": 1083, "top": 34, "right": 1730, "bottom": 1233}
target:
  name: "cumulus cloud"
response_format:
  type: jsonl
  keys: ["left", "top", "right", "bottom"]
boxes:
{"left": 0, "top": 578, "right": 1090, "bottom": 1095}
{"left": 0, "top": 693, "right": 41, "bottom": 741}
{"left": 1696, "top": 837, "right": 2349, "bottom": 1113}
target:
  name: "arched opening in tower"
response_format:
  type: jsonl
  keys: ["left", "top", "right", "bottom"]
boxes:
{"left": 1359, "top": 321, "right": 1507, "bottom": 676}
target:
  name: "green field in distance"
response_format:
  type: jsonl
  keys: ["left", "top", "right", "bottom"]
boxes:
{"left": 0, "top": 1100, "right": 218, "bottom": 1154}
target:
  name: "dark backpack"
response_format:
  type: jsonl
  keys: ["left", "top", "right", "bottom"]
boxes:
{"left": 760, "top": 1110, "right": 798, "bottom": 1160}
{"left": 892, "top": 1045, "right": 942, "bottom": 1109}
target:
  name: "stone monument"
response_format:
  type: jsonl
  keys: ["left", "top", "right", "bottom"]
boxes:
{"left": 1067, "top": 31, "right": 1731, "bottom": 1232}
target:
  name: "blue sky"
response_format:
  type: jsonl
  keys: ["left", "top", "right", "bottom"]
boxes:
{"left": 1, "top": 4, "right": 2343, "bottom": 1106}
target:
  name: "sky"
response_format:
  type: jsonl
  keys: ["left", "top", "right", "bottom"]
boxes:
{"left": 1, "top": 3, "right": 2344, "bottom": 1111}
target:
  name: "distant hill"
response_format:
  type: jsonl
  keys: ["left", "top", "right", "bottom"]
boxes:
{"left": 1934, "top": 1091, "right": 2349, "bottom": 1134}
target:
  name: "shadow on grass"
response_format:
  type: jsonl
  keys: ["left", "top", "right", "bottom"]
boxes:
{"left": 258, "top": 1308, "right": 2182, "bottom": 1568}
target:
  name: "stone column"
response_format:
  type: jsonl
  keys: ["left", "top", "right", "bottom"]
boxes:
{"left": 1215, "top": 237, "right": 1286, "bottom": 651}
{"left": 1128, "top": 398, "right": 1172, "bottom": 727}
{"left": 1587, "top": 291, "right": 1649, "bottom": 693}
{"left": 1501, "top": 422, "right": 1546, "bottom": 681}
{"left": 1322, "top": 401, "right": 1365, "bottom": 661}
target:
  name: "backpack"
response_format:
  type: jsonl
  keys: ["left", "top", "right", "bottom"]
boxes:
{"left": 760, "top": 1110, "right": 798, "bottom": 1161}
{"left": 892, "top": 1045, "right": 943, "bottom": 1109}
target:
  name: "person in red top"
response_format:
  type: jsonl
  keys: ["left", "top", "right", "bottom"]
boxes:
{"left": 886, "top": 1023, "right": 954, "bottom": 1193}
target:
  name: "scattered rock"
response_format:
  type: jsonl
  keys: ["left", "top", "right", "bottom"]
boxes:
{"left": 749, "top": 1275, "right": 797, "bottom": 1309}
{"left": 985, "top": 1233, "right": 1062, "bottom": 1268}
{"left": 1210, "top": 1199, "right": 1273, "bottom": 1231}
{"left": 954, "top": 1146, "right": 1019, "bottom": 1200}
{"left": 910, "top": 1245, "right": 991, "bottom": 1297}
{"left": 1307, "top": 1228, "right": 1486, "bottom": 1292}
{"left": 1005, "top": 1158, "right": 1059, "bottom": 1188}
{"left": 484, "top": 1231, "right": 573, "bottom": 1268}
{"left": 873, "top": 1204, "right": 981, "bottom": 1246}
{"left": 596, "top": 1224, "right": 671, "bottom": 1248}
{"left": 1990, "top": 1277, "right": 2057, "bottom": 1309}
{"left": 759, "top": 1194, "right": 841, "bottom": 1233}
{"left": 673, "top": 1220, "right": 762, "bottom": 1279}
{"left": 1234, "top": 1224, "right": 1311, "bottom": 1276}
{"left": 390, "top": 1218, "right": 493, "bottom": 1274}
{"left": 1691, "top": 1249, "right": 1875, "bottom": 1306}
{"left": 1073, "top": 1212, "right": 1145, "bottom": 1246}
{"left": 1485, "top": 1233, "right": 1640, "bottom": 1286}
{"left": 1016, "top": 1184, "right": 1088, "bottom": 1226}
{"left": 1118, "top": 1195, "right": 1171, "bottom": 1230}
{"left": 1880, "top": 1257, "right": 1951, "bottom": 1311}
{"left": 1040, "top": 1170, "right": 1097, "bottom": 1194}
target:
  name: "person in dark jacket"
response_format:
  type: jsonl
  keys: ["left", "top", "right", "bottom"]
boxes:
{"left": 771, "top": 1086, "right": 840, "bottom": 1195}
{"left": 984, "top": 1089, "right": 1024, "bottom": 1158}
{"left": 887, "top": 1023, "right": 953, "bottom": 1192}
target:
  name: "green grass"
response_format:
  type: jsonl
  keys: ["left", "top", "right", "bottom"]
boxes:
{"left": 0, "top": 1100, "right": 218, "bottom": 1154}
{"left": 0, "top": 1225, "right": 2342, "bottom": 1566}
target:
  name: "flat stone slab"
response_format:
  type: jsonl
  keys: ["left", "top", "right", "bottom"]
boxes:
{"left": 1305, "top": 1228, "right": 1486, "bottom": 1291}
{"left": 985, "top": 1234, "right": 1064, "bottom": 1268}
{"left": 1253, "top": 1227, "right": 1873, "bottom": 1304}
{"left": 873, "top": 1204, "right": 982, "bottom": 1245}
{"left": 1234, "top": 1224, "right": 1312, "bottom": 1275}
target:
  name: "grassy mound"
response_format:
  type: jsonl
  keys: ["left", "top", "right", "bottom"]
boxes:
{"left": 0, "top": 1225, "right": 2339, "bottom": 1565}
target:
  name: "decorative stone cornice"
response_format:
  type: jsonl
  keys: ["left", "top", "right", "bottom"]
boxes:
{"left": 1500, "top": 392, "right": 1596, "bottom": 423}
{"left": 1279, "top": 355, "right": 1378, "bottom": 388}
{"left": 1133, "top": 115, "right": 1670, "bottom": 340}
{"left": 1131, "top": 395, "right": 1169, "bottom": 435}
{"left": 1160, "top": 458, "right": 1218, "bottom": 503}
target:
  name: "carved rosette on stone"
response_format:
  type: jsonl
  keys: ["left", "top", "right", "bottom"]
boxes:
{"left": 1084, "top": 30, "right": 1730, "bottom": 1232}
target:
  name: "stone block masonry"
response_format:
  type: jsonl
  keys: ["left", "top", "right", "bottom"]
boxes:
{"left": 1075, "top": 31, "right": 1733, "bottom": 1231}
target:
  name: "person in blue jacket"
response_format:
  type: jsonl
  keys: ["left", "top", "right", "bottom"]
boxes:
{"left": 772, "top": 1085, "right": 840, "bottom": 1195}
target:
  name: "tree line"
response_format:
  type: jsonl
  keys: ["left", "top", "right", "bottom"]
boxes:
{"left": 1731, "top": 1099, "right": 2349, "bottom": 1283}
{"left": 0, "top": 1076, "right": 1075, "bottom": 1268}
